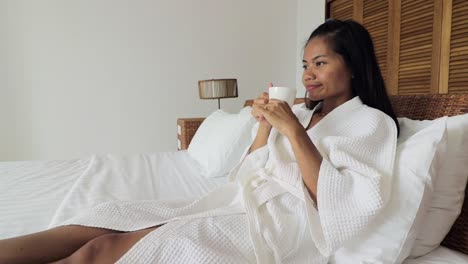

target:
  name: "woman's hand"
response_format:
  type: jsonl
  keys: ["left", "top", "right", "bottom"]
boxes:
{"left": 248, "top": 83, "right": 274, "bottom": 153}
{"left": 251, "top": 83, "right": 273, "bottom": 128}
{"left": 258, "top": 99, "right": 303, "bottom": 138}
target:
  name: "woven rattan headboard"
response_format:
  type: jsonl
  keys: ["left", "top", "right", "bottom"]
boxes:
{"left": 243, "top": 94, "right": 468, "bottom": 118}
{"left": 245, "top": 93, "right": 468, "bottom": 254}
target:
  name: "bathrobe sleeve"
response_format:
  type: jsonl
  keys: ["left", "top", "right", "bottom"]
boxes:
{"left": 228, "top": 144, "right": 269, "bottom": 183}
{"left": 276, "top": 110, "right": 397, "bottom": 257}
{"left": 228, "top": 121, "right": 269, "bottom": 182}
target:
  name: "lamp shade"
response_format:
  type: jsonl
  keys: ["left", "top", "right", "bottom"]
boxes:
{"left": 198, "top": 79, "right": 238, "bottom": 99}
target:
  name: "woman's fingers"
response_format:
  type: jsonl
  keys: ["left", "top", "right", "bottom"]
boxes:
{"left": 251, "top": 82, "right": 273, "bottom": 122}
{"left": 262, "top": 99, "right": 285, "bottom": 110}
{"left": 254, "top": 98, "right": 268, "bottom": 105}
{"left": 254, "top": 92, "right": 269, "bottom": 104}
{"left": 258, "top": 100, "right": 294, "bottom": 125}
{"left": 252, "top": 93, "right": 269, "bottom": 116}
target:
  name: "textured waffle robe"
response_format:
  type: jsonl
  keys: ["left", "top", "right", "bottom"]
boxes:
{"left": 59, "top": 97, "right": 397, "bottom": 263}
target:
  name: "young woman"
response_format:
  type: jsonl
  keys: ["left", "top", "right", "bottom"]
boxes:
{"left": 0, "top": 19, "right": 399, "bottom": 264}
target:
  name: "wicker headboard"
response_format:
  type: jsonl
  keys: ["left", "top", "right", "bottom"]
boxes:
{"left": 177, "top": 93, "right": 468, "bottom": 254}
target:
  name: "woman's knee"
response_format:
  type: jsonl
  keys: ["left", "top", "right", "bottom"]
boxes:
{"left": 60, "top": 227, "right": 156, "bottom": 263}
{"left": 65, "top": 233, "right": 122, "bottom": 263}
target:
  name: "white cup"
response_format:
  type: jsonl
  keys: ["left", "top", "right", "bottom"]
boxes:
{"left": 268, "top": 86, "right": 297, "bottom": 106}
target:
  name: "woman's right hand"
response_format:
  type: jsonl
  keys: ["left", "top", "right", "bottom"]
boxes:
{"left": 248, "top": 83, "right": 273, "bottom": 153}
{"left": 252, "top": 83, "right": 273, "bottom": 128}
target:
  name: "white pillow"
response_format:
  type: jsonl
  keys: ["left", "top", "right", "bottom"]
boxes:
{"left": 187, "top": 107, "right": 255, "bottom": 178}
{"left": 332, "top": 117, "right": 447, "bottom": 263}
{"left": 408, "top": 113, "right": 468, "bottom": 257}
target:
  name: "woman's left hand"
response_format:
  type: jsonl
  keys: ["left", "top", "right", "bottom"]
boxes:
{"left": 257, "top": 99, "right": 303, "bottom": 138}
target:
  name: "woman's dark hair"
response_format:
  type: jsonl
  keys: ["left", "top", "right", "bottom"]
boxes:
{"left": 304, "top": 19, "right": 400, "bottom": 135}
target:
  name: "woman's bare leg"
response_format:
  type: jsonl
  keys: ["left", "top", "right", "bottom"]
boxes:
{"left": 0, "top": 225, "right": 117, "bottom": 264}
{"left": 53, "top": 227, "right": 157, "bottom": 264}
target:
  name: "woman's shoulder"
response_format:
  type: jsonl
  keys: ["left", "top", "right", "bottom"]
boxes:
{"left": 358, "top": 104, "right": 389, "bottom": 118}
{"left": 357, "top": 105, "right": 397, "bottom": 136}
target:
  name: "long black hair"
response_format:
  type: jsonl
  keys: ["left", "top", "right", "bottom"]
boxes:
{"left": 304, "top": 19, "right": 399, "bottom": 135}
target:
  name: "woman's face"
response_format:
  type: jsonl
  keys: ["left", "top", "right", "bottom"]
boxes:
{"left": 302, "top": 37, "right": 353, "bottom": 105}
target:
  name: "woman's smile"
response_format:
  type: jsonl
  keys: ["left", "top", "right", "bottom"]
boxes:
{"left": 305, "top": 84, "right": 322, "bottom": 92}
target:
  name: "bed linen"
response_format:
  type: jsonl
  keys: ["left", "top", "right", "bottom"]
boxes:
{"left": 0, "top": 158, "right": 90, "bottom": 238}
{"left": 0, "top": 151, "right": 227, "bottom": 239}
{"left": 1, "top": 153, "right": 467, "bottom": 263}
{"left": 403, "top": 246, "right": 468, "bottom": 264}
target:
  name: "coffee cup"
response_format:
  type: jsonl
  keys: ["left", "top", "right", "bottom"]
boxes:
{"left": 268, "top": 86, "right": 297, "bottom": 106}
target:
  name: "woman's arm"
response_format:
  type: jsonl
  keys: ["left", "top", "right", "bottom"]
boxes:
{"left": 285, "top": 126, "right": 322, "bottom": 203}
{"left": 248, "top": 125, "right": 272, "bottom": 154}
{"left": 248, "top": 88, "right": 273, "bottom": 154}
{"left": 258, "top": 100, "right": 322, "bottom": 203}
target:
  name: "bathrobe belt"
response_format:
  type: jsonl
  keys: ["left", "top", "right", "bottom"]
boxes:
{"left": 247, "top": 168, "right": 305, "bottom": 207}
{"left": 240, "top": 168, "right": 306, "bottom": 263}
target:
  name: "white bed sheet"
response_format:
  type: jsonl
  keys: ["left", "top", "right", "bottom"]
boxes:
{"left": 0, "top": 151, "right": 227, "bottom": 239}
{"left": 0, "top": 158, "right": 90, "bottom": 238}
{"left": 403, "top": 246, "right": 468, "bottom": 264}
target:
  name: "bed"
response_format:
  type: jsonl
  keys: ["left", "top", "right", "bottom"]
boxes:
{"left": 0, "top": 151, "right": 227, "bottom": 238}
{"left": 1, "top": 93, "right": 467, "bottom": 263}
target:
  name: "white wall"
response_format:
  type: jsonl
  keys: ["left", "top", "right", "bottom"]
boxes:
{"left": 0, "top": 0, "right": 324, "bottom": 161}
{"left": 296, "top": 0, "right": 326, "bottom": 93}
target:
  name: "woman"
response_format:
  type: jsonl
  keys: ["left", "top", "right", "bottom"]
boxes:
{"left": 0, "top": 19, "right": 399, "bottom": 264}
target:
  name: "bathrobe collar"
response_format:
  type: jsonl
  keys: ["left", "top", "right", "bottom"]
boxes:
{"left": 268, "top": 96, "right": 364, "bottom": 144}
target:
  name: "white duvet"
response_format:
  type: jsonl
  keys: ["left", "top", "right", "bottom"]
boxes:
{"left": 0, "top": 158, "right": 89, "bottom": 238}
{"left": 0, "top": 151, "right": 226, "bottom": 239}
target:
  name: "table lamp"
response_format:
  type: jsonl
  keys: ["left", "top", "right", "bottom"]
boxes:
{"left": 198, "top": 79, "right": 238, "bottom": 109}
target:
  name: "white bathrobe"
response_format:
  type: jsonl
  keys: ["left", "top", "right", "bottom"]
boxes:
{"left": 60, "top": 97, "right": 397, "bottom": 263}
